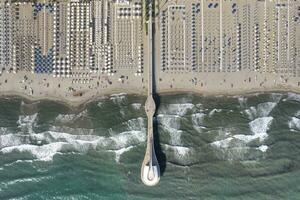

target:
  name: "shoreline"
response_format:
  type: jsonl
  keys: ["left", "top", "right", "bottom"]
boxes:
{"left": 156, "top": 85, "right": 300, "bottom": 98}
{"left": 0, "top": 89, "right": 145, "bottom": 110}
{"left": 1, "top": 86, "right": 300, "bottom": 109}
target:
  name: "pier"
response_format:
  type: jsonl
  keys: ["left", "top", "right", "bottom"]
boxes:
{"left": 141, "top": 2, "right": 160, "bottom": 186}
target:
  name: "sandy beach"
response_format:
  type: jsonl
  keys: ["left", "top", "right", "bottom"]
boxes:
{"left": 0, "top": 0, "right": 299, "bottom": 108}
{"left": 0, "top": 69, "right": 300, "bottom": 108}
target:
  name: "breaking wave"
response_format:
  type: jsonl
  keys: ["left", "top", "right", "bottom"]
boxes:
{"left": 109, "top": 93, "right": 127, "bottom": 105}
{"left": 17, "top": 113, "right": 38, "bottom": 134}
{"left": 208, "top": 109, "right": 222, "bottom": 117}
{"left": 0, "top": 130, "right": 146, "bottom": 162}
{"left": 238, "top": 96, "right": 247, "bottom": 108}
{"left": 191, "top": 113, "right": 206, "bottom": 132}
{"left": 248, "top": 117, "right": 273, "bottom": 142}
{"left": 1, "top": 176, "right": 52, "bottom": 189}
{"left": 108, "top": 146, "right": 134, "bottom": 163}
{"left": 283, "top": 92, "right": 300, "bottom": 102}
{"left": 1, "top": 116, "right": 146, "bottom": 162}
{"left": 163, "top": 144, "right": 195, "bottom": 166}
{"left": 244, "top": 102, "right": 276, "bottom": 120}
{"left": 49, "top": 126, "right": 95, "bottom": 135}
{"left": 211, "top": 117, "right": 273, "bottom": 160}
{"left": 158, "top": 103, "right": 195, "bottom": 116}
{"left": 257, "top": 145, "right": 268, "bottom": 152}
{"left": 55, "top": 110, "right": 87, "bottom": 123}
{"left": 1, "top": 93, "right": 296, "bottom": 171}
{"left": 0, "top": 127, "right": 10, "bottom": 135}
{"left": 124, "top": 117, "right": 145, "bottom": 131}
{"left": 131, "top": 103, "right": 142, "bottom": 110}
{"left": 157, "top": 114, "right": 182, "bottom": 145}
{"left": 288, "top": 117, "right": 300, "bottom": 131}
{"left": 270, "top": 93, "right": 283, "bottom": 103}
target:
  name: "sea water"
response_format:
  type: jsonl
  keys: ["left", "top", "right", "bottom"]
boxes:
{"left": 0, "top": 93, "right": 300, "bottom": 199}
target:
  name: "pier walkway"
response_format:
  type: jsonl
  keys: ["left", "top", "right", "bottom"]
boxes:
{"left": 141, "top": 2, "right": 160, "bottom": 186}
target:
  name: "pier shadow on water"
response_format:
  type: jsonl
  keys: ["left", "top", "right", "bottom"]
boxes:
{"left": 153, "top": 94, "right": 166, "bottom": 176}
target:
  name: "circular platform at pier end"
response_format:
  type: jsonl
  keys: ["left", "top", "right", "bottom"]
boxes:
{"left": 141, "top": 165, "right": 160, "bottom": 186}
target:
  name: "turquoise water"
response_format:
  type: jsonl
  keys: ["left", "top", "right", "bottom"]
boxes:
{"left": 0, "top": 93, "right": 300, "bottom": 199}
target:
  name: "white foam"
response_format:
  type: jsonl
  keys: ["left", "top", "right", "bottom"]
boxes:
{"left": 157, "top": 114, "right": 182, "bottom": 145}
{"left": 257, "top": 145, "right": 268, "bottom": 152}
{"left": 110, "top": 93, "right": 127, "bottom": 97}
{"left": 195, "top": 103, "right": 203, "bottom": 109}
{"left": 124, "top": 117, "right": 145, "bottom": 131}
{"left": 110, "top": 131, "right": 146, "bottom": 149}
{"left": 164, "top": 144, "right": 192, "bottom": 158}
{"left": 191, "top": 113, "right": 206, "bottom": 132}
{"left": 157, "top": 114, "right": 180, "bottom": 129}
{"left": 238, "top": 96, "right": 247, "bottom": 108}
{"left": 109, "top": 93, "right": 127, "bottom": 104}
{"left": 120, "top": 109, "right": 126, "bottom": 117}
{"left": 244, "top": 107, "right": 256, "bottom": 120}
{"left": 3, "top": 159, "right": 33, "bottom": 168}
{"left": 257, "top": 102, "right": 277, "bottom": 117}
{"left": 270, "top": 93, "right": 283, "bottom": 103}
{"left": 220, "top": 117, "right": 272, "bottom": 145}
{"left": 49, "top": 125, "right": 94, "bottom": 135}
{"left": 232, "top": 134, "right": 255, "bottom": 143}
{"left": 157, "top": 102, "right": 196, "bottom": 148}
{"left": 211, "top": 137, "right": 233, "bottom": 149}
{"left": 97, "top": 102, "right": 103, "bottom": 107}
{"left": 159, "top": 103, "right": 194, "bottom": 116}
{"left": 55, "top": 110, "right": 87, "bottom": 123}
{"left": 211, "top": 117, "right": 273, "bottom": 160}
{"left": 244, "top": 102, "right": 276, "bottom": 120}
{"left": 17, "top": 113, "right": 38, "bottom": 134}
{"left": 17, "top": 114, "right": 37, "bottom": 127}
{"left": 208, "top": 109, "right": 222, "bottom": 117}
{"left": 0, "top": 129, "right": 146, "bottom": 162}
{"left": 55, "top": 114, "right": 76, "bottom": 123}
{"left": 295, "top": 110, "right": 300, "bottom": 117}
{"left": 284, "top": 92, "right": 300, "bottom": 102}
{"left": 288, "top": 117, "right": 300, "bottom": 130}
{"left": 191, "top": 113, "right": 205, "bottom": 125}
{"left": 4, "top": 176, "right": 51, "bottom": 187}
{"left": 0, "top": 127, "right": 9, "bottom": 135}
{"left": 175, "top": 146, "right": 190, "bottom": 156}
{"left": 1, "top": 142, "right": 66, "bottom": 161}
{"left": 109, "top": 146, "right": 134, "bottom": 163}
{"left": 131, "top": 103, "right": 142, "bottom": 110}
{"left": 249, "top": 117, "right": 273, "bottom": 142}
{"left": 0, "top": 134, "right": 25, "bottom": 148}
{"left": 169, "top": 130, "right": 183, "bottom": 146}
{"left": 210, "top": 127, "right": 250, "bottom": 161}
